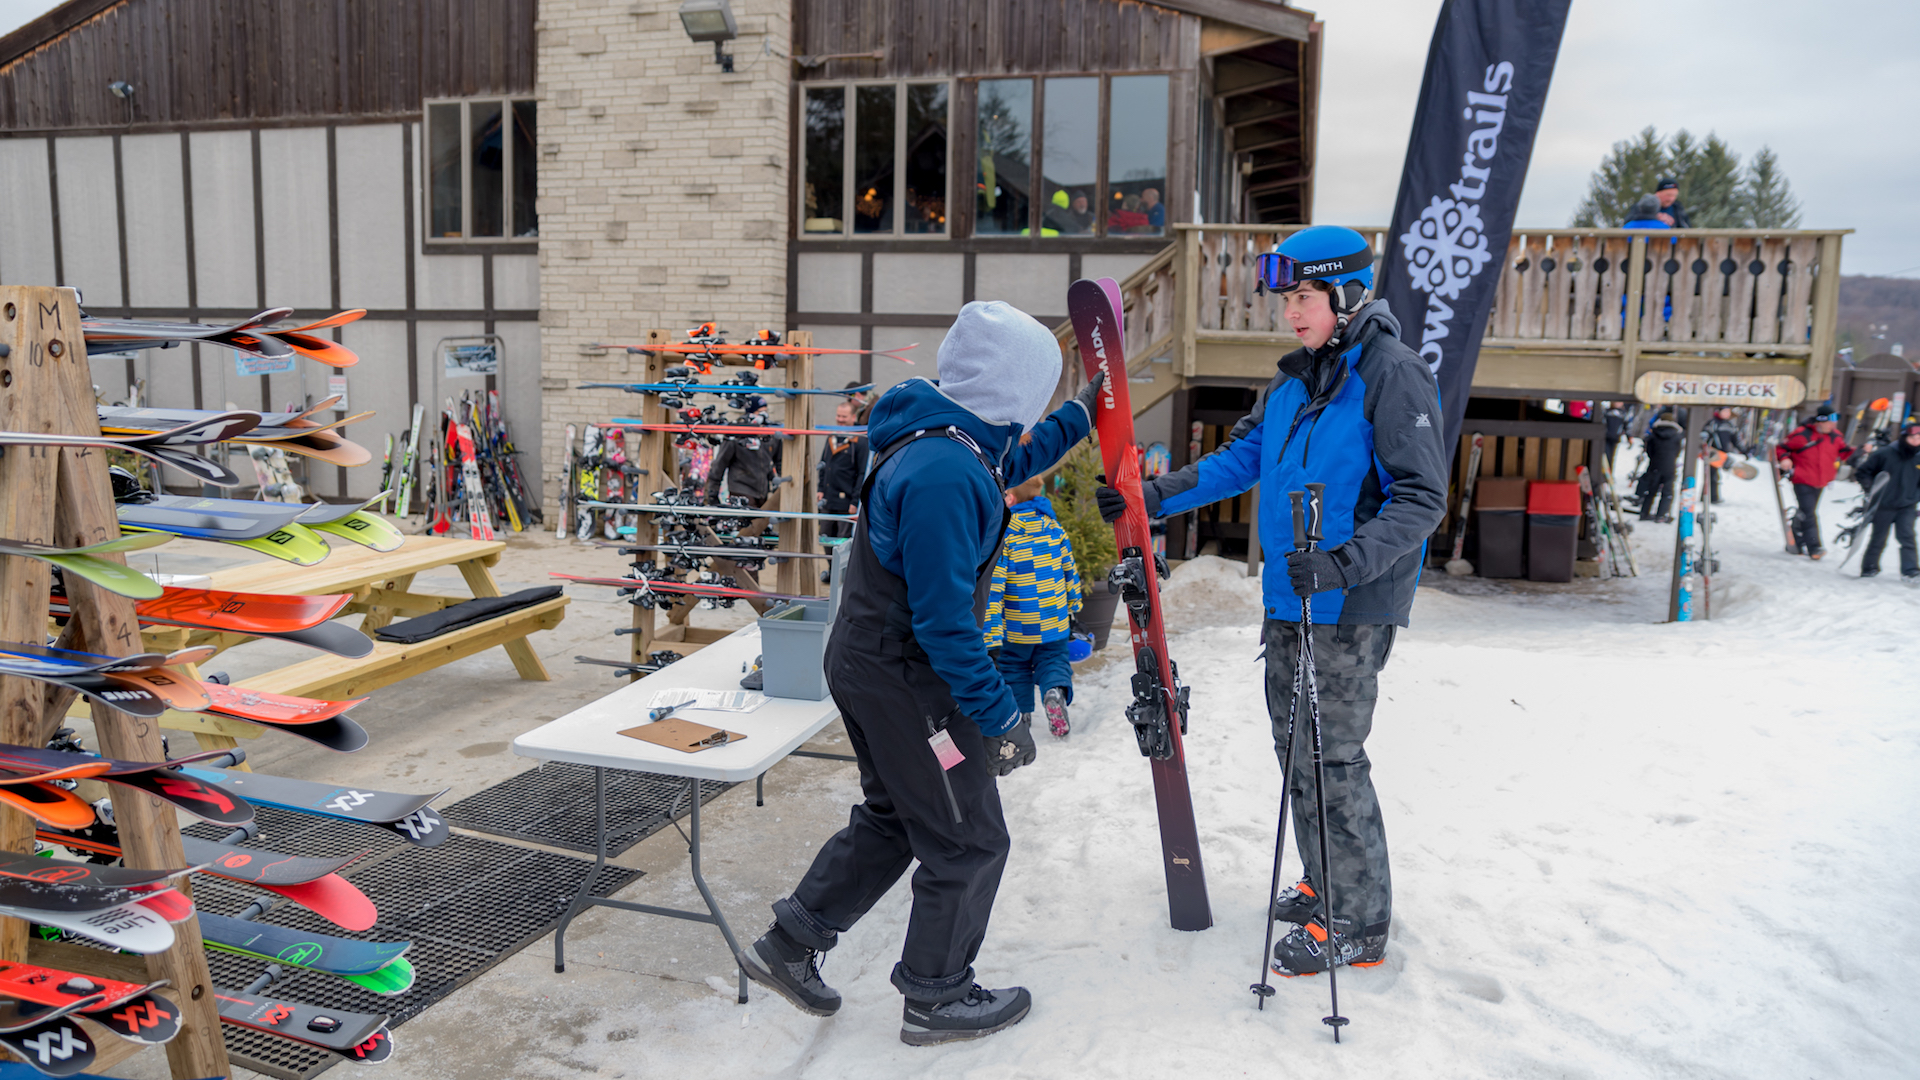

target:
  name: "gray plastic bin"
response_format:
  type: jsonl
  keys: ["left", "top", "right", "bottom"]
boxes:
{"left": 757, "top": 598, "right": 831, "bottom": 700}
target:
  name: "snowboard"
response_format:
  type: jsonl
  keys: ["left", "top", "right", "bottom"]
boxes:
{"left": 201, "top": 685, "right": 365, "bottom": 725}
{"left": 1765, "top": 439, "right": 1799, "bottom": 553}
{"left": 0, "top": 1014, "right": 96, "bottom": 1076}
{"left": 213, "top": 989, "right": 393, "bottom": 1062}
{"left": 0, "top": 533, "right": 174, "bottom": 601}
{"left": 295, "top": 492, "right": 390, "bottom": 525}
{"left": 42, "top": 833, "right": 374, "bottom": 931}
{"left": 0, "top": 965, "right": 179, "bottom": 1045}
{"left": 197, "top": 913, "right": 411, "bottom": 980}
{"left": 0, "top": 785, "right": 97, "bottom": 831}
{"left": 575, "top": 425, "right": 604, "bottom": 541}
{"left": 307, "top": 510, "right": 405, "bottom": 552}
{"left": 0, "top": 851, "right": 191, "bottom": 890}
{"left": 1837, "top": 471, "right": 1891, "bottom": 569}
{"left": 1067, "top": 277, "right": 1212, "bottom": 932}
{"left": 247, "top": 446, "right": 302, "bottom": 504}
{"left": 559, "top": 424, "right": 578, "bottom": 540}
{"left": 176, "top": 769, "right": 448, "bottom": 847}
{"left": 74, "top": 584, "right": 348, "bottom": 635}
{"left": 0, "top": 641, "right": 211, "bottom": 679}
{"left": 113, "top": 495, "right": 311, "bottom": 541}
{"left": 1, "top": 899, "right": 177, "bottom": 954}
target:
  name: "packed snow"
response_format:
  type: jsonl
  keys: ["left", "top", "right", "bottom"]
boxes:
{"left": 438, "top": 463, "right": 1920, "bottom": 1079}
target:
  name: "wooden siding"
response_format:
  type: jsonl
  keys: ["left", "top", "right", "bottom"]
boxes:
{"left": 794, "top": 0, "right": 1192, "bottom": 81}
{"left": 0, "top": 0, "right": 535, "bottom": 134}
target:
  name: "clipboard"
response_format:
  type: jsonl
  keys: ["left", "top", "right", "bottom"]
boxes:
{"left": 619, "top": 716, "right": 746, "bottom": 753}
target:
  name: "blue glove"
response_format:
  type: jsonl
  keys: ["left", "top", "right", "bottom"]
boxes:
{"left": 1285, "top": 548, "right": 1348, "bottom": 598}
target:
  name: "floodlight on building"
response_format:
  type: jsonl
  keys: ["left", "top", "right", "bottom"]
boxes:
{"left": 679, "top": 0, "right": 738, "bottom": 71}
{"left": 108, "top": 80, "right": 135, "bottom": 98}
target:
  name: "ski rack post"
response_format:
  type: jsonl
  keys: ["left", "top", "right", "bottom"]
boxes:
{"left": 0, "top": 286, "right": 231, "bottom": 1078}
{"left": 772, "top": 331, "right": 818, "bottom": 600}
{"left": 624, "top": 331, "right": 673, "bottom": 675}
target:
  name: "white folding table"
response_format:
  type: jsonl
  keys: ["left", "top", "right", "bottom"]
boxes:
{"left": 512, "top": 624, "right": 845, "bottom": 1002}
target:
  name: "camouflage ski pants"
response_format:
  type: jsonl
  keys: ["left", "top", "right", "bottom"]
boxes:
{"left": 1261, "top": 619, "right": 1395, "bottom": 938}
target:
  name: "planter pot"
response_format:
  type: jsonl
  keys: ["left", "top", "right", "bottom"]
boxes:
{"left": 1079, "top": 581, "right": 1123, "bottom": 651}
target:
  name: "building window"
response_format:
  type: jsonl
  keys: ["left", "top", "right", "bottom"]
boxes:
{"left": 800, "top": 81, "right": 950, "bottom": 238}
{"left": 975, "top": 79, "right": 1032, "bottom": 236}
{"left": 425, "top": 97, "right": 538, "bottom": 242}
{"left": 966, "top": 73, "right": 1170, "bottom": 238}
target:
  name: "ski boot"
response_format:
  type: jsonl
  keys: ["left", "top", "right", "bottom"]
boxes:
{"left": 1043, "top": 687, "right": 1070, "bottom": 738}
{"left": 1269, "top": 878, "right": 1322, "bottom": 925}
{"left": 742, "top": 924, "right": 840, "bottom": 1016}
{"left": 1270, "top": 919, "right": 1387, "bottom": 978}
{"left": 900, "top": 984, "right": 1032, "bottom": 1046}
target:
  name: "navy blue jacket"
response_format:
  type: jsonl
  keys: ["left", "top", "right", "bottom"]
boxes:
{"left": 1147, "top": 301, "right": 1448, "bottom": 624}
{"left": 862, "top": 378, "right": 1092, "bottom": 734}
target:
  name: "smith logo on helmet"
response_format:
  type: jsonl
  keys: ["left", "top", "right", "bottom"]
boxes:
{"left": 1301, "top": 261, "right": 1342, "bottom": 275}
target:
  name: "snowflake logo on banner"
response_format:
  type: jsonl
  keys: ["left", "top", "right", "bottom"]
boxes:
{"left": 1400, "top": 196, "right": 1493, "bottom": 299}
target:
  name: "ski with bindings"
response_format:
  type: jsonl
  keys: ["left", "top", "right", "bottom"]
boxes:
{"left": 214, "top": 989, "right": 394, "bottom": 1063}
{"left": 396, "top": 403, "right": 426, "bottom": 518}
{"left": 558, "top": 424, "right": 578, "bottom": 540}
{"left": 552, "top": 572, "right": 808, "bottom": 605}
{"left": 1068, "top": 277, "right": 1211, "bottom": 932}
{"left": 579, "top": 380, "right": 872, "bottom": 398}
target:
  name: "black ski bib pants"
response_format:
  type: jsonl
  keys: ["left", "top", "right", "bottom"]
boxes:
{"left": 776, "top": 429, "right": 1014, "bottom": 1005}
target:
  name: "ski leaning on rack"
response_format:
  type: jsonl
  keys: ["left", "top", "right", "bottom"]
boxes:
{"left": 1067, "top": 276, "right": 1212, "bottom": 932}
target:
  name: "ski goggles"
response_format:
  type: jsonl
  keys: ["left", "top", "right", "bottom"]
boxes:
{"left": 1254, "top": 248, "right": 1372, "bottom": 292}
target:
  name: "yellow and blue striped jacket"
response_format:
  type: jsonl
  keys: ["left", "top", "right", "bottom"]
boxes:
{"left": 983, "top": 496, "right": 1083, "bottom": 647}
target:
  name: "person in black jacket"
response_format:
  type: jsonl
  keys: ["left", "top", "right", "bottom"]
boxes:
{"left": 1702, "top": 407, "right": 1747, "bottom": 504}
{"left": 815, "top": 400, "right": 868, "bottom": 540}
{"left": 1604, "top": 402, "right": 1629, "bottom": 467}
{"left": 1640, "top": 409, "right": 1685, "bottom": 522}
{"left": 703, "top": 430, "right": 783, "bottom": 611}
{"left": 1853, "top": 420, "right": 1920, "bottom": 580}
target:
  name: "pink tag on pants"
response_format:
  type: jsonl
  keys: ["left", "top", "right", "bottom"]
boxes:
{"left": 928, "top": 729, "right": 965, "bottom": 771}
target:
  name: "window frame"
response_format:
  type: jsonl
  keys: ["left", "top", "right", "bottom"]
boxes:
{"left": 422, "top": 95, "right": 539, "bottom": 247}
{"left": 796, "top": 78, "right": 953, "bottom": 241}
{"left": 961, "top": 71, "right": 1175, "bottom": 241}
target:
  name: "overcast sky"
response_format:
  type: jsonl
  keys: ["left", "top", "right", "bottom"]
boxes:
{"left": 5, "top": 0, "right": 1913, "bottom": 274}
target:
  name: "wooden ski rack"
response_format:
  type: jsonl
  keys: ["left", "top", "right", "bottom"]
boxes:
{"left": 621, "top": 329, "right": 823, "bottom": 672}
{"left": 0, "top": 286, "right": 230, "bottom": 1075}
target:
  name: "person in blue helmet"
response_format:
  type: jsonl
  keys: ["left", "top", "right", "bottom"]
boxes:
{"left": 1097, "top": 225, "right": 1447, "bottom": 977}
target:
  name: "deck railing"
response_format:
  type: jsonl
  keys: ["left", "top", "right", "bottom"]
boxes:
{"left": 1059, "top": 223, "right": 1849, "bottom": 407}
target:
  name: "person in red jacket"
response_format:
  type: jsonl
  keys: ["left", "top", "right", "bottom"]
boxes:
{"left": 1774, "top": 404, "right": 1854, "bottom": 559}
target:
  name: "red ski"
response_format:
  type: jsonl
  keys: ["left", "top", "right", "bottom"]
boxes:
{"left": 1068, "top": 277, "right": 1212, "bottom": 932}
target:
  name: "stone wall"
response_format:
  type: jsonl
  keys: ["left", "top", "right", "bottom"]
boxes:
{"left": 534, "top": 0, "right": 792, "bottom": 509}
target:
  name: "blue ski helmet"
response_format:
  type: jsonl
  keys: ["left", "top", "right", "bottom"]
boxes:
{"left": 1256, "top": 225, "right": 1375, "bottom": 319}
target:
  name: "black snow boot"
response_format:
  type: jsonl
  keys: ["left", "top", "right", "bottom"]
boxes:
{"left": 1269, "top": 878, "right": 1323, "bottom": 925}
{"left": 743, "top": 923, "right": 840, "bottom": 1016}
{"left": 1270, "top": 920, "right": 1387, "bottom": 977}
{"left": 900, "top": 984, "right": 1032, "bottom": 1046}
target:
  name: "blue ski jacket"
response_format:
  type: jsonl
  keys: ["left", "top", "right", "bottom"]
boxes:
{"left": 1147, "top": 300, "right": 1448, "bottom": 625}
{"left": 862, "top": 378, "right": 1092, "bottom": 735}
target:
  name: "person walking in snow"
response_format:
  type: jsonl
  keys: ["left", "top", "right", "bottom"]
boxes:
{"left": 982, "top": 475, "right": 1083, "bottom": 739}
{"left": 743, "top": 301, "right": 1105, "bottom": 1045}
{"left": 1774, "top": 404, "right": 1854, "bottom": 559}
{"left": 1702, "top": 406, "right": 1747, "bottom": 504}
{"left": 1639, "top": 409, "right": 1685, "bottom": 522}
{"left": 1851, "top": 418, "right": 1920, "bottom": 581}
{"left": 1097, "top": 225, "right": 1447, "bottom": 977}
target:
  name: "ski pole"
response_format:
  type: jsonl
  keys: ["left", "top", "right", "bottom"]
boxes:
{"left": 1249, "top": 489, "right": 1313, "bottom": 1008}
{"left": 1299, "top": 482, "right": 1350, "bottom": 1041}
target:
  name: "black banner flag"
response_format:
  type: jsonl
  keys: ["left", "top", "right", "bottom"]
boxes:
{"left": 1377, "top": 0, "right": 1574, "bottom": 460}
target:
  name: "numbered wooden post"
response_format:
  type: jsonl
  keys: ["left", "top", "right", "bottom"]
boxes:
{"left": 0, "top": 286, "right": 231, "bottom": 1078}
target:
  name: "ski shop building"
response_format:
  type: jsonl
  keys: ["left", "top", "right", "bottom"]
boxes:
{"left": 0, "top": 0, "right": 1849, "bottom": 564}
{"left": 0, "top": 0, "right": 1318, "bottom": 518}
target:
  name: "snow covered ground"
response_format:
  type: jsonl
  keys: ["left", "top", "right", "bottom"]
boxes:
{"left": 395, "top": 463, "right": 1917, "bottom": 1080}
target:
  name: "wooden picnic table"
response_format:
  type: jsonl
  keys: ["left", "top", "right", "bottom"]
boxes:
{"left": 87, "top": 535, "right": 568, "bottom": 760}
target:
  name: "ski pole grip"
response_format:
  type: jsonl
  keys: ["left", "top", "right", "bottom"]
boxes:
{"left": 1289, "top": 491, "right": 1308, "bottom": 550}
{"left": 1305, "top": 483, "right": 1326, "bottom": 544}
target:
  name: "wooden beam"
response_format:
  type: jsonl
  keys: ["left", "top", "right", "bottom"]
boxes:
{"left": 1200, "top": 19, "right": 1280, "bottom": 57}
{"left": 1154, "top": 0, "right": 1314, "bottom": 42}
{"left": 1232, "top": 124, "right": 1298, "bottom": 154}
{"left": 1223, "top": 96, "right": 1295, "bottom": 129}
{"left": 1807, "top": 233, "right": 1844, "bottom": 398}
{"left": 1213, "top": 56, "right": 1290, "bottom": 98}
{"left": 1619, "top": 235, "right": 1647, "bottom": 394}
{"left": 1243, "top": 174, "right": 1310, "bottom": 196}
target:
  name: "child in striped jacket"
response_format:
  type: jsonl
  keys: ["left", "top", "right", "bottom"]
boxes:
{"left": 983, "top": 476, "right": 1083, "bottom": 738}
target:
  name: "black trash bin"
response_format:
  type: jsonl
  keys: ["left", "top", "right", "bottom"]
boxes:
{"left": 1527, "top": 481, "right": 1581, "bottom": 583}
{"left": 1474, "top": 477, "right": 1529, "bottom": 578}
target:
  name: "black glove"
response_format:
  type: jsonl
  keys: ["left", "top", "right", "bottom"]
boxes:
{"left": 1285, "top": 548, "right": 1348, "bottom": 598}
{"left": 984, "top": 716, "right": 1037, "bottom": 776}
{"left": 1073, "top": 371, "right": 1107, "bottom": 419}
{"left": 1094, "top": 474, "right": 1162, "bottom": 523}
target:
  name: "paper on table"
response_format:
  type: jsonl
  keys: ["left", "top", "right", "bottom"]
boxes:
{"left": 647, "top": 688, "right": 767, "bottom": 714}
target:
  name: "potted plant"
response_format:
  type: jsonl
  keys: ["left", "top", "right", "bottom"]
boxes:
{"left": 1047, "top": 440, "right": 1122, "bottom": 650}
